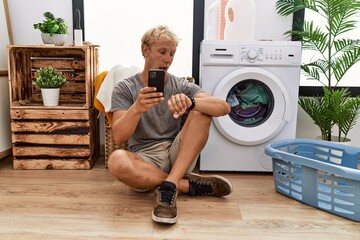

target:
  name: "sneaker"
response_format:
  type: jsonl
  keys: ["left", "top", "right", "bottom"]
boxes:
{"left": 152, "top": 181, "right": 178, "bottom": 224}
{"left": 185, "top": 173, "right": 233, "bottom": 197}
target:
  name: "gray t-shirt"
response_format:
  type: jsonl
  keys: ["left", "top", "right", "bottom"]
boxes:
{"left": 111, "top": 73, "right": 203, "bottom": 152}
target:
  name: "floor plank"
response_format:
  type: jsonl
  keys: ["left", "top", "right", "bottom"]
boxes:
{"left": 0, "top": 156, "right": 359, "bottom": 240}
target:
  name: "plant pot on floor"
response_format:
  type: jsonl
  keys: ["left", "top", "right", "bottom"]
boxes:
{"left": 41, "top": 34, "right": 67, "bottom": 46}
{"left": 316, "top": 136, "right": 352, "bottom": 146}
{"left": 41, "top": 88, "right": 60, "bottom": 106}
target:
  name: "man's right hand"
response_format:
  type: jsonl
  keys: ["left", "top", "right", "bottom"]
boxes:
{"left": 134, "top": 87, "right": 164, "bottom": 113}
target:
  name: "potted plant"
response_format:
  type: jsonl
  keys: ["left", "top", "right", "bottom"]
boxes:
{"left": 276, "top": 0, "right": 360, "bottom": 142}
{"left": 34, "top": 66, "right": 67, "bottom": 106}
{"left": 33, "top": 12, "right": 68, "bottom": 46}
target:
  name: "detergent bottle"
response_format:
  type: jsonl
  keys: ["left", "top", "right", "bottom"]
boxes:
{"left": 224, "top": 0, "right": 256, "bottom": 40}
{"left": 205, "top": 0, "right": 220, "bottom": 40}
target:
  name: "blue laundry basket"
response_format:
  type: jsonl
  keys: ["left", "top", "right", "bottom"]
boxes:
{"left": 265, "top": 138, "right": 360, "bottom": 221}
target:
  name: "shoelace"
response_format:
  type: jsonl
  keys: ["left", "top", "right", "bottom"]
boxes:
{"left": 190, "top": 180, "right": 214, "bottom": 196}
{"left": 159, "top": 186, "right": 176, "bottom": 206}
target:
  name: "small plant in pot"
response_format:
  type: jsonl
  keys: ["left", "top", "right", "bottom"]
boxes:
{"left": 276, "top": 0, "right": 360, "bottom": 143}
{"left": 34, "top": 66, "right": 67, "bottom": 107}
{"left": 33, "top": 12, "right": 68, "bottom": 46}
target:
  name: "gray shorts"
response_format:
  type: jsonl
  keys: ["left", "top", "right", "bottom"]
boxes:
{"left": 134, "top": 132, "right": 198, "bottom": 174}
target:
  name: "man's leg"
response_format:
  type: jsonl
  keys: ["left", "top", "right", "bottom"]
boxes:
{"left": 152, "top": 110, "right": 232, "bottom": 224}
{"left": 167, "top": 110, "right": 233, "bottom": 195}
{"left": 166, "top": 110, "right": 212, "bottom": 191}
{"left": 107, "top": 149, "right": 167, "bottom": 190}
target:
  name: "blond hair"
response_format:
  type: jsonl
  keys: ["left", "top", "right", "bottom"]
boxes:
{"left": 141, "top": 25, "right": 180, "bottom": 47}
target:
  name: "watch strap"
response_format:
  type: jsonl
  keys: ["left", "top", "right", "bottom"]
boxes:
{"left": 187, "top": 95, "right": 195, "bottom": 111}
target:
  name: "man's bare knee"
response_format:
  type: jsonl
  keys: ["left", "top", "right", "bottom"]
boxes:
{"left": 107, "top": 149, "right": 129, "bottom": 178}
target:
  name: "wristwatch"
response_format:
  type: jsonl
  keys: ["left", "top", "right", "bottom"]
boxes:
{"left": 187, "top": 95, "right": 195, "bottom": 111}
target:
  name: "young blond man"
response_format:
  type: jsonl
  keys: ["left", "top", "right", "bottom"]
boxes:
{"left": 108, "top": 25, "right": 233, "bottom": 224}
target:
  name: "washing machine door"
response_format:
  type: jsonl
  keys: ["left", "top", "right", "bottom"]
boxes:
{"left": 213, "top": 67, "right": 291, "bottom": 145}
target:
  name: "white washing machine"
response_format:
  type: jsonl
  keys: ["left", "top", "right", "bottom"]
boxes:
{"left": 199, "top": 40, "right": 302, "bottom": 172}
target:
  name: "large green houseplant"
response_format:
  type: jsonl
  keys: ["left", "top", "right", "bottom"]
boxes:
{"left": 276, "top": 0, "right": 360, "bottom": 142}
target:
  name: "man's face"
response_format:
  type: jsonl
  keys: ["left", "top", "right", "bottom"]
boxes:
{"left": 144, "top": 40, "right": 177, "bottom": 72}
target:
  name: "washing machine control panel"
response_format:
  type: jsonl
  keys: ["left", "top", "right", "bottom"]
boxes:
{"left": 200, "top": 41, "right": 302, "bottom": 66}
{"left": 240, "top": 46, "right": 295, "bottom": 64}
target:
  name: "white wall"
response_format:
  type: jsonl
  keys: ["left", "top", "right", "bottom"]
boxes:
{"left": 1, "top": 2, "right": 11, "bottom": 154}
{"left": 7, "top": 0, "right": 73, "bottom": 45}
{"left": 5, "top": 0, "right": 360, "bottom": 148}
{"left": 84, "top": 0, "right": 193, "bottom": 75}
{"left": 0, "top": 77, "right": 11, "bottom": 153}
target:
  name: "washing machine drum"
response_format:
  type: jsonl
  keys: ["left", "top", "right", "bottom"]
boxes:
{"left": 227, "top": 79, "right": 272, "bottom": 126}
{"left": 213, "top": 67, "right": 291, "bottom": 146}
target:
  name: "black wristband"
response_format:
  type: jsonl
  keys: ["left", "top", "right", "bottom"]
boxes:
{"left": 187, "top": 95, "right": 195, "bottom": 111}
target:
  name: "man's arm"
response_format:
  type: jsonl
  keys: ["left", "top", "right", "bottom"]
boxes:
{"left": 167, "top": 92, "right": 230, "bottom": 119}
{"left": 111, "top": 86, "right": 163, "bottom": 144}
{"left": 111, "top": 107, "right": 141, "bottom": 145}
{"left": 192, "top": 92, "right": 231, "bottom": 117}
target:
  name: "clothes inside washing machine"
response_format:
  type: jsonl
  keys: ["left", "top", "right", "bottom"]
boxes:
{"left": 226, "top": 79, "right": 274, "bottom": 127}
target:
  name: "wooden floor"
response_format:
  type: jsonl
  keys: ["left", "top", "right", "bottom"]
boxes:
{"left": 0, "top": 156, "right": 359, "bottom": 240}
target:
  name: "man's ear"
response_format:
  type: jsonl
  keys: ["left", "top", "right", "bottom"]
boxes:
{"left": 141, "top": 44, "right": 149, "bottom": 57}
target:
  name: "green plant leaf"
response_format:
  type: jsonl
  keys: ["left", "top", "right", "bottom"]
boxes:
{"left": 277, "top": 0, "right": 360, "bottom": 141}
{"left": 299, "top": 90, "right": 334, "bottom": 140}
{"left": 33, "top": 12, "right": 68, "bottom": 35}
{"left": 34, "top": 66, "right": 68, "bottom": 88}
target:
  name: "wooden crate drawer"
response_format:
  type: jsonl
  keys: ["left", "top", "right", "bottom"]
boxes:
{"left": 10, "top": 108, "right": 99, "bottom": 170}
{"left": 12, "top": 146, "right": 91, "bottom": 157}
{"left": 7, "top": 44, "right": 98, "bottom": 109}
{"left": 13, "top": 159, "right": 93, "bottom": 170}
{"left": 12, "top": 134, "right": 91, "bottom": 145}
{"left": 10, "top": 108, "right": 92, "bottom": 120}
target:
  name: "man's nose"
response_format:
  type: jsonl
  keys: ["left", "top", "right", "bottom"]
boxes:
{"left": 164, "top": 53, "right": 172, "bottom": 63}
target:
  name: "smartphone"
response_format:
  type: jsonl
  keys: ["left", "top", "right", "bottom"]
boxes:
{"left": 148, "top": 69, "right": 165, "bottom": 94}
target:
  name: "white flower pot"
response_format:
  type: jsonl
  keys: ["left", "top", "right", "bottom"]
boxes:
{"left": 316, "top": 135, "right": 352, "bottom": 146}
{"left": 41, "top": 34, "right": 67, "bottom": 46}
{"left": 41, "top": 88, "right": 60, "bottom": 106}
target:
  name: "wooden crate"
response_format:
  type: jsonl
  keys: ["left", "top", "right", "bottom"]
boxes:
{"left": 7, "top": 43, "right": 98, "bottom": 108}
{"left": 7, "top": 44, "right": 100, "bottom": 169}
{"left": 11, "top": 108, "right": 99, "bottom": 169}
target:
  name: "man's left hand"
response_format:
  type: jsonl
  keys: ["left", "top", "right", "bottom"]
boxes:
{"left": 167, "top": 94, "right": 191, "bottom": 118}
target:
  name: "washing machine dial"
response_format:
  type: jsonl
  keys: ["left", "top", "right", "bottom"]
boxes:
{"left": 247, "top": 49, "right": 258, "bottom": 60}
